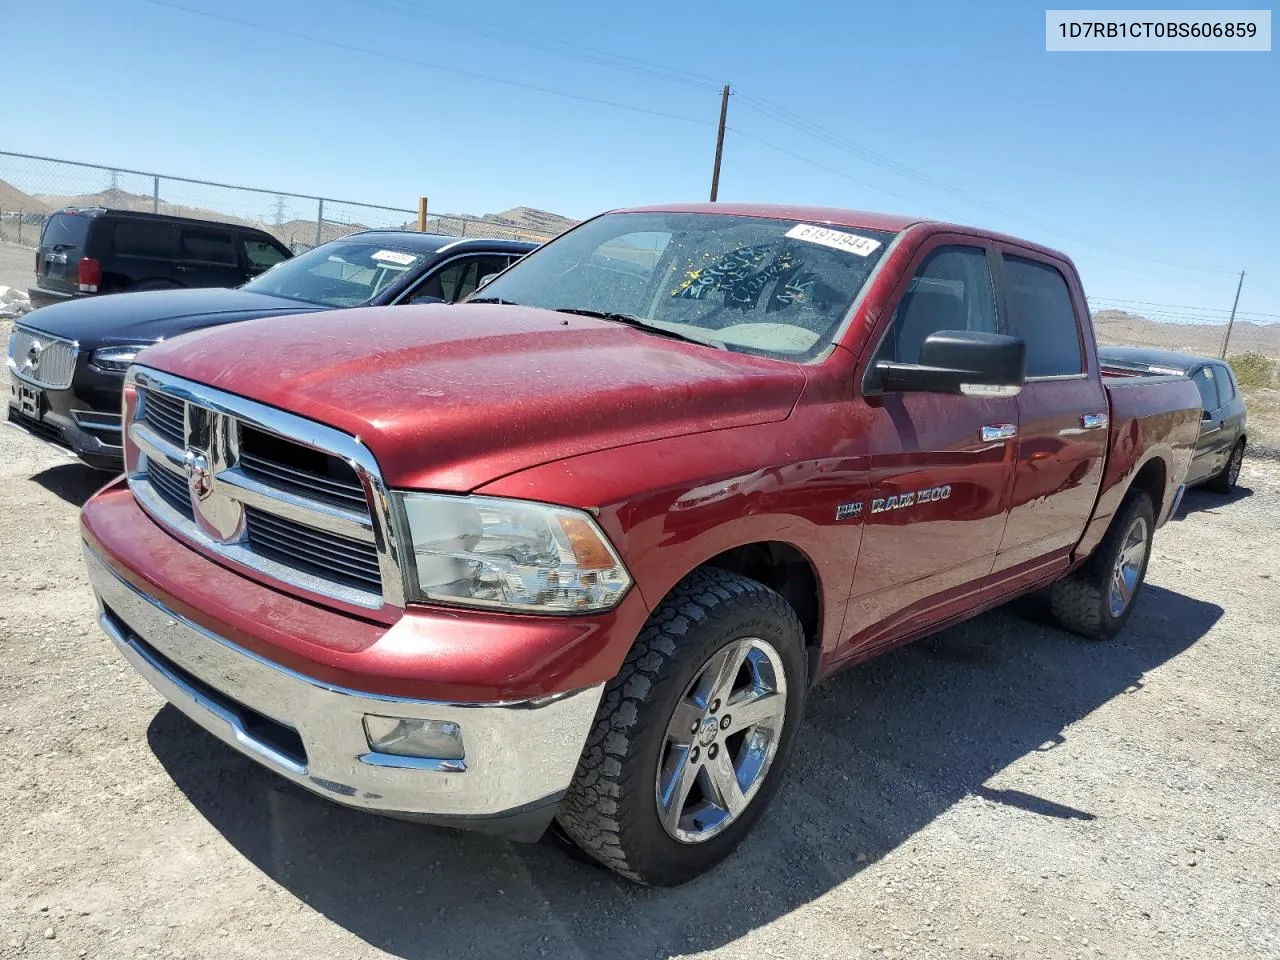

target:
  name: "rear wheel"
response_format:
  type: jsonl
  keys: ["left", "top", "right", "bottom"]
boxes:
{"left": 1049, "top": 489, "right": 1154, "bottom": 640}
{"left": 556, "top": 568, "right": 808, "bottom": 886}
{"left": 1205, "top": 439, "right": 1245, "bottom": 494}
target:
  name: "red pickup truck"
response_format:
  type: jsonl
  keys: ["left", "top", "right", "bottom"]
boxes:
{"left": 80, "top": 203, "right": 1202, "bottom": 886}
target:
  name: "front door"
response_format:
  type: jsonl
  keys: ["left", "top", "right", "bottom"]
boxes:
{"left": 1187, "top": 364, "right": 1226, "bottom": 484}
{"left": 842, "top": 239, "right": 1018, "bottom": 652}
{"left": 993, "top": 248, "right": 1108, "bottom": 573}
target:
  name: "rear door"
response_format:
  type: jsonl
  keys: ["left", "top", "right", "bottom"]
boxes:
{"left": 108, "top": 218, "right": 179, "bottom": 289}
{"left": 34, "top": 212, "right": 92, "bottom": 296}
{"left": 992, "top": 248, "right": 1108, "bottom": 573}
{"left": 174, "top": 226, "right": 244, "bottom": 288}
{"left": 1188, "top": 364, "right": 1226, "bottom": 482}
{"left": 843, "top": 237, "right": 1019, "bottom": 648}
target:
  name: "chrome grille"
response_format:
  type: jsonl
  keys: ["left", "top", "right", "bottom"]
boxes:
{"left": 147, "top": 460, "right": 195, "bottom": 520}
{"left": 239, "top": 424, "right": 367, "bottom": 509}
{"left": 245, "top": 507, "right": 382, "bottom": 593}
{"left": 125, "top": 368, "right": 402, "bottom": 611}
{"left": 7, "top": 326, "right": 79, "bottom": 389}
{"left": 141, "top": 389, "right": 185, "bottom": 447}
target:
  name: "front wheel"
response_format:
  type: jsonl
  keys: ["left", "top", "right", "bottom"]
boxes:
{"left": 1049, "top": 489, "right": 1154, "bottom": 640}
{"left": 556, "top": 568, "right": 808, "bottom": 886}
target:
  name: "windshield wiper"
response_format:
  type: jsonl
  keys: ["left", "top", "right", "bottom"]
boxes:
{"left": 552, "top": 308, "right": 725, "bottom": 349}
{"left": 468, "top": 296, "right": 519, "bottom": 305}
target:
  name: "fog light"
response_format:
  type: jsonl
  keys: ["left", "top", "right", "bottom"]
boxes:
{"left": 363, "top": 716, "right": 464, "bottom": 760}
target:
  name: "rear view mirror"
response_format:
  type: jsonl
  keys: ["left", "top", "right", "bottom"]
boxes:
{"left": 870, "top": 330, "right": 1026, "bottom": 397}
{"left": 478, "top": 273, "right": 499, "bottom": 288}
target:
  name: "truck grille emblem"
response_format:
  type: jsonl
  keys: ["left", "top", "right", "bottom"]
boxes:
{"left": 183, "top": 448, "right": 213, "bottom": 500}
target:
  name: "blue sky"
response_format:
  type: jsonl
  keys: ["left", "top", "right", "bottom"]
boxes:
{"left": 6, "top": 0, "right": 1278, "bottom": 323}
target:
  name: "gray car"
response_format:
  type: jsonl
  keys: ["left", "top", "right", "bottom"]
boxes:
{"left": 1099, "top": 345, "right": 1247, "bottom": 493}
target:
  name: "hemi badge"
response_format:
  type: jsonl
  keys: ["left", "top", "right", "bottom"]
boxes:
{"left": 835, "top": 502, "right": 863, "bottom": 521}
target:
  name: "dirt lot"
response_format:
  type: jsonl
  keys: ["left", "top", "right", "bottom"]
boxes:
{"left": 0, "top": 324, "right": 1278, "bottom": 960}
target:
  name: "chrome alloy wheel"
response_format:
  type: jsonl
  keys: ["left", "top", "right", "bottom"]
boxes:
{"left": 1109, "top": 515, "right": 1149, "bottom": 618}
{"left": 654, "top": 637, "right": 788, "bottom": 844}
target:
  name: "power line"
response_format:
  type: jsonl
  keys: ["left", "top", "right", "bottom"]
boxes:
{"left": 1090, "top": 297, "right": 1280, "bottom": 320}
{"left": 337, "top": 0, "right": 724, "bottom": 91}
{"left": 727, "top": 128, "right": 963, "bottom": 220}
{"left": 732, "top": 88, "right": 1240, "bottom": 277}
{"left": 141, "top": 0, "right": 715, "bottom": 128}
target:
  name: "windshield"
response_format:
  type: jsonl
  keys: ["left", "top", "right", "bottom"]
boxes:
{"left": 469, "top": 212, "right": 895, "bottom": 359}
{"left": 241, "top": 240, "right": 428, "bottom": 307}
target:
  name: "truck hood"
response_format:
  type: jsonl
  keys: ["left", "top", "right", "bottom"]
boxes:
{"left": 21, "top": 288, "right": 328, "bottom": 346}
{"left": 135, "top": 304, "right": 808, "bottom": 491}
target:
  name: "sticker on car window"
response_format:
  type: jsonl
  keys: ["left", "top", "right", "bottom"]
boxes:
{"left": 785, "top": 224, "right": 882, "bottom": 257}
{"left": 371, "top": 249, "right": 416, "bottom": 265}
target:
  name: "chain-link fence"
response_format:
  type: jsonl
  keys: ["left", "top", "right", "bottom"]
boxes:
{"left": 0, "top": 151, "right": 565, "bottom": 253}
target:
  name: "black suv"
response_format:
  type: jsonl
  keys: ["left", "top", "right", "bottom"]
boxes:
{"left": 29, "top": 207, "right": 294, "bottom": 308}
{"left": 7, "top": 230, "right": 536, "bottom": 470}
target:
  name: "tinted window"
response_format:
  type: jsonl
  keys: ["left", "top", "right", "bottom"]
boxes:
{"left": 1192, "top": 367, "right": 1221, "bottom": 411}
{"left": 40, "top": 213, "right": 90, "bottom": 250}
{"left": 180, "top": 228, "right": 237, "bottom": 265}
{"left": 1214, "top": 364, "right": 1237, "bottom": 401}
{"left": 244, "top": 238, "right": 289, "bottom": 270}
{"left": 1003, "top": 256, "right": 1084, "bottom": 377}
{"left": 112, "top": 221, "right": 173, "bottom": 259}
{"left": 878, "top": 245, "right": 997, "bottom": 364}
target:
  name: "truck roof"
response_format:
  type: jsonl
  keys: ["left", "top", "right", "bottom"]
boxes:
{"left": 616, "top": 202, "right": 1076, "bottom": 266}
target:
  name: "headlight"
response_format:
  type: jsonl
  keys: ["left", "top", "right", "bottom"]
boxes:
{"left": 90, "top": 345, "right": 147, "bottom": 373}
{"left": 397, "top": 493, "right": 631, "bottom": 613}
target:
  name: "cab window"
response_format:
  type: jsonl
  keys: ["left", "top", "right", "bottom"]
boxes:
{"left": 1002, "top": 255, "right": 1084, "bottom": 377}
{"left": 877, "top": 245, "right": 997, "bottom": 364}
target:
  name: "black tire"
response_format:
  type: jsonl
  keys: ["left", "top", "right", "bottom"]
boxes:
{"left": 1049, "top": 489, "right": 1154, "bottom": 640}
{"left": 556, "top": 568, "right": 808, "bottom": 886}
{"left": 1205, "top": 439, "right": 1245, "bottom": 494}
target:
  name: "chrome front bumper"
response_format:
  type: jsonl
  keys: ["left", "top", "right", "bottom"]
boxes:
{"left": 84, "top": 544, "right": 603, "bottom": 839}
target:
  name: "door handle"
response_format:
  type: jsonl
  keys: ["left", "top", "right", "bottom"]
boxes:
{"left": 174, "top": 265, "right": 195, "bottom": 273}
{"left": 981, "top": 424, "right": 1017, "bottom": 442}
{"left": 1081, "top": 413, "right": 1109, "bottom": 430}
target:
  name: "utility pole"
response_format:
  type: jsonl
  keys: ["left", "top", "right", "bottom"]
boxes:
{"left": 709, "top": 84, "right": 731, "bottom": 202}
{"left": 1219, "top": 270, "right": 1246, "bottom": 359}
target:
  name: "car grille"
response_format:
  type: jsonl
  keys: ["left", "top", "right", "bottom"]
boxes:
{"left": 147, "top": 459, "right": 196, "bottom": 520}
{"left": 142, "top": 390, "right": 186, "bottom": 447}
{"left": 238, "top": 424, "right": 367, "bottom": 509}
{"left": 8, "top": 326, "right": 78, "bottom": 389}
{"left": 245, "top": 507, "right": 383, "bottom": 593}
{"left": 127, "top": 373, "right": 399, "bottom": 610}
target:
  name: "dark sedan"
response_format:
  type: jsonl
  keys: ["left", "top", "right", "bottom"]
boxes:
{"left": 1099, "top": 345, "right": 1248, "bottom": 493}
{"left": 6, "top": 231, "right": 536, "bottom": 470}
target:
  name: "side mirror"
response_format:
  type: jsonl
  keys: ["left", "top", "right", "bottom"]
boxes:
{"left": 871, "top": 330, "right": 1026, "bottom": 397}
{"left": 1202, "top": 409, "right": 1214, "bottom": 421}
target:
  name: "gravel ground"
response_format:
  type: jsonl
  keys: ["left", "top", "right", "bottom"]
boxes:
{"left": 0, "top": 240, "right": 36, "bottom": 296}
{"left": 1, "top": 341, "right": 1277, "bottom": 959}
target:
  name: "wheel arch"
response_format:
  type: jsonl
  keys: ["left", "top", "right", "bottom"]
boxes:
{"left": 646, "top": 539, "right": 826, "bottom": 684}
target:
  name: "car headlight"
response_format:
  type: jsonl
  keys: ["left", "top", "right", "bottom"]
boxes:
{"left": 90, "top": 345, "right": 147, "bottom": 373}
{"left": 397, "top": 493, "right": 632, "bottom": 613}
